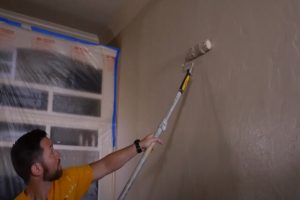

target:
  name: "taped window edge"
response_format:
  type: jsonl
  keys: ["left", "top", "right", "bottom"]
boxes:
{"left": 0, "top": 14, "right": 120, "bottom": 149}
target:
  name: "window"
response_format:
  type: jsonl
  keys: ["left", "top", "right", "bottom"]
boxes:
{"left": 0, "top": 46, "right": 114, "bottom": 200}
{"left": 53, "top": 94, "right": 101, "bottom": 117}
{"left": 0, "top": 122, "right": 45, "bottom": 142}
{"left": 51, "top": 127, "right": 98, "bottom": 147}
{"left": 15, "top": 49, "right": 102, "bottom": 94}
{"left": 0, "top": 84, "right": 48, "bottom": 110}
{"left": 0, "top": 49, "right": 15, "bottom": 78}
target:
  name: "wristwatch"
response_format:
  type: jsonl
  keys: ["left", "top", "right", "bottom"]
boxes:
{"left": 134, "top": 139, "right": 142, "bottom": 153}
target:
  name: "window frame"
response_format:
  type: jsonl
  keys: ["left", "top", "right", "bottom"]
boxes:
{"left": 0, "top": 47, "right": 115, "bottom": 200}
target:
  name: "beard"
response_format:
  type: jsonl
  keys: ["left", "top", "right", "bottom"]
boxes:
{"left": 42, "top": 159, "right": 63, "bottom": 181}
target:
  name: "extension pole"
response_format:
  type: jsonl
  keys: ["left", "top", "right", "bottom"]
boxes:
{"left": 118, "top": 67, "right": 193, "bottom": 200}
{"left": 118, "top": 39, "right": 212, "bottom": 200}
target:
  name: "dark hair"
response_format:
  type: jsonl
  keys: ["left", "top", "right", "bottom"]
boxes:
{"left": 10, "top": 129, "right": 47, "bottom": 183}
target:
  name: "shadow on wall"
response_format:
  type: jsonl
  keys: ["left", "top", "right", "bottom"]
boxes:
{"left": 197, "top": 62, "right": 239, "bottom": 200}
{"left": 139, "top": 58, "right": 239, "bottom": 200}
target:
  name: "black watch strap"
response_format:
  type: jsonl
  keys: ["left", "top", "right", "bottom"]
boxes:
{"left": 134, "top": 139, "right": 142, "bottom": 153}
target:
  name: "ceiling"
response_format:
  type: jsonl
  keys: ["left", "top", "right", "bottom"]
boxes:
{"left": 0, "top": 0, "right": 152, "bottom": 44}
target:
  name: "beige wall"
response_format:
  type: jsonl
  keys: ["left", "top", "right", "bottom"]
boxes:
{"left": 113, "top": 0, "right": 300, "bottom": 199}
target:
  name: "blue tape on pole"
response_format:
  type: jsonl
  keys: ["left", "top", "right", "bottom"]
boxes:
{"left": 0, "top": 16, "right": 22, "bottom": 27}
{"left": 112, "top": 48, "right": 120, "bottom": 148}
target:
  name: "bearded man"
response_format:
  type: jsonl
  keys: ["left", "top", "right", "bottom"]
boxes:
{"left": 11, "top": 129, "right": 162, "bottom": 200}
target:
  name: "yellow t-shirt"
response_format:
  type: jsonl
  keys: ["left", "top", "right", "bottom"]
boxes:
{"left": 15, "top": 165, "right": 93, "bottom": 200}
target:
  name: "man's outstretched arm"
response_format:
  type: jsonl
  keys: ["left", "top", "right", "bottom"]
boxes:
{"left": 89, "top": 134, "right": 162, "bottom": 181}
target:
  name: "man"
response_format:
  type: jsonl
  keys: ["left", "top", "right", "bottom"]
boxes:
{"left": 11, "top": 129, "right": 162, "bottom": 200}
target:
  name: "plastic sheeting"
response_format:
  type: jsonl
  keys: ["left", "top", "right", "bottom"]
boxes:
{"left": 0, "top": 20, "right": 118, "bottom": 200}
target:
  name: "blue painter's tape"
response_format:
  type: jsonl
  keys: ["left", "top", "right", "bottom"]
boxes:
{"left": 0, "top": 16, "right": 22, "bottom": 27}
{"left": 112, "top": 48, "right": 120, "bottom": 148}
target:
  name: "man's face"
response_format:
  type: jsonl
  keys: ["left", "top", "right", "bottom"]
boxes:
{"left": 40, "top": 137, "right": 63, "bottom": 181}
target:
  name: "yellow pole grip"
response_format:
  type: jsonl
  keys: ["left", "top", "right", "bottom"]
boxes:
{"left": 179, "top": 70, "right": 192, "bottom": 93}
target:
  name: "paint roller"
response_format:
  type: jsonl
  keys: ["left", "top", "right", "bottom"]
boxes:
{"left": 185, "top": 40, "right": 212, "bottom": 64}
{"left": 118, "top": 39, "right": 212, "bottom": 200}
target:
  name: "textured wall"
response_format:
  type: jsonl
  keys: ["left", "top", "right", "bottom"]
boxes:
{"left": 114, "top": 0, "right": 300, "bottom": 199}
